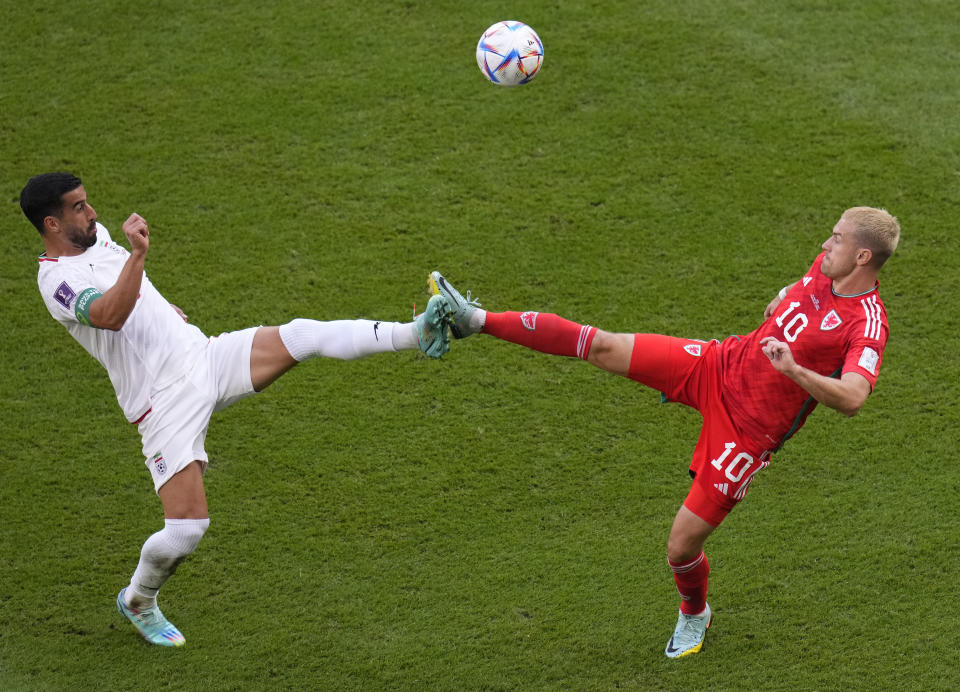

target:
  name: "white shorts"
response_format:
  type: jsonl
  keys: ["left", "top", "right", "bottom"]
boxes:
{"left": 137, "top": 327, "right": 259, "bottom": 492}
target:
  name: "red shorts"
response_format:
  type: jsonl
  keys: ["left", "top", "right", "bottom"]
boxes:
{"left": 628, "top": 334, "right": 771, "bottom": 526}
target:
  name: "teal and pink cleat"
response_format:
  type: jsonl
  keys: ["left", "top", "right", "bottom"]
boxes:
{"left": 116, "top": 588, "right": 186, "bottom": 647}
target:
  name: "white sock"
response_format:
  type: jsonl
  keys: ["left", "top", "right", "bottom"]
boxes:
{"left": 126, "top": 518, "right": 209, "bottom": 609}
{"left": 390, "top": 322, "right": 419, "bottom": 350}
{"left": 278, "top": 319, "right": 418, "bottom": 362}
{"left": 471, "top": 309, "right": 488, "bottom": 332}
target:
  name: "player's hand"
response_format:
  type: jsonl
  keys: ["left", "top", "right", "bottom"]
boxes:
{"left": 122, "top": 213, "right": 150, "bottom": 257}
{"left": 760, "top": 336, "right": 797, "bottom": 374}
{"left": 170, "top": 304, "right": 189, "bottom": 322}
{"left": 763, "top": 295, "right": 782, "bottom": 320}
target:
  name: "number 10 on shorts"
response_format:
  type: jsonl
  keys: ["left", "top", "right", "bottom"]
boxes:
{"left": 709, "top": 441, "right": 769, "bottom": 501}
{"left": 710, "top": 442, "right": 754, "bottom": 483}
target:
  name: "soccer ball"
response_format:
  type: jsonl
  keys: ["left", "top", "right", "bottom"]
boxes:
{"left": 476, "top": 21, "right": 544, "bottom": 86}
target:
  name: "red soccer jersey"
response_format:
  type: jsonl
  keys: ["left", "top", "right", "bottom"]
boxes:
{"left": 720, "top": 252, "right": 888, "bottom": 450}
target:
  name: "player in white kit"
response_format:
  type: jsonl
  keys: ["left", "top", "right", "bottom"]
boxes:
{"left": 21, "top": 172, "right": 451, "bottom": 647}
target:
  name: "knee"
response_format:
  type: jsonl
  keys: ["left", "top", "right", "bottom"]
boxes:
{"left": 667, "top": 529, "right": 705, "bottom": 564}
{"left": 166, "top": 517, "right": 210, "bottom": 557}
{"left": 589, "top": 330, "right": 616, "bottom": 358}
{"left": 586, "top": 331, "right": 633, "bottom": 375}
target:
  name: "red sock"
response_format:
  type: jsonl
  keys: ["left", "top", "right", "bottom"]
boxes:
{"left": 482, "top": 311, "right": 597, "bottom": 360}
{"left": 669, "top": 552, "right": 710, "bottom": 615}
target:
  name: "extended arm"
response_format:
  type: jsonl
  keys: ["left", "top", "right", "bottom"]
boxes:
{"left": 87, "top": 214, "right": 149, "bottom": 331}
{"left": 760, "top": 336, "right": 872, "bottom": 417}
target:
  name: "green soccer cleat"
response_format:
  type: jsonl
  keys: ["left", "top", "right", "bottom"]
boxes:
{"left": 664, "top": 603, "right": 712, "bottom": 659}
{"left": 415, "top": 293, "right": 451, "bottom": 358}
{"left": 116, "top": 588, "right": 186, "bottom": 647}
{"left": 428, "top": 271, "right": 482, "bottom": 339}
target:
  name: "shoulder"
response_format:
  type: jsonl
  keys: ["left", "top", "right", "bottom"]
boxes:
{"left": 37, "top": 255, "right": 93, "bottom": 320}
{"left": 838, "top": 290, "right": 888, "bottom": 347}
{"left": 95, "top": 222, "right": 112, "bottom": 243}
{"left": 846, "top": 290, "right": 887, "bottom": 324}
{"left": 96, "top": 225, "right": 130, "bottom": 259}
{"left": 858, "top": 291, "right": 888, "bottom": 340}
{"left": 37, "top": 253, "right": 70, "bottom": 288}
{"left": 38, "top": 268, "right": 80, "bottom": 319}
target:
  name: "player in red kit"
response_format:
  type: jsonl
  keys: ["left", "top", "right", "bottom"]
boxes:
{"left": 429, "top": 206, "right": 900, "bottom": 658}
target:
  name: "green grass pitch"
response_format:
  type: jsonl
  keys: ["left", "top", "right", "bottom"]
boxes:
{"left": 2, "top": 0, "right": 959, "bottom": 689}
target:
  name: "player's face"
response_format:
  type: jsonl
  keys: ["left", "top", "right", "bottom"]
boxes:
{"left": 820, "top": 216, "right": 860, "bottom": 279}
{"left": 56, "top": 186, "right": 98, "bottom": 249}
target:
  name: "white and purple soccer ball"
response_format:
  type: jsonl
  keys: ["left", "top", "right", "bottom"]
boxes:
{"left": 476, "top": 21, "right": 544, "bottom": 86}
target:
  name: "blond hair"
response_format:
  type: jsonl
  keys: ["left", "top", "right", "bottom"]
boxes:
{"left": 843, "top": 206, "right": 900, "bottom": 268}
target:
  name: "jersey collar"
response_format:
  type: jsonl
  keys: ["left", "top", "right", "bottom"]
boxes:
{"left": 831, "top": 281, "right": 879, "bottom": 298}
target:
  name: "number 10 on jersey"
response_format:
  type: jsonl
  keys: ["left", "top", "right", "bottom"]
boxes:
{"left": 776, "top": 301, "right": 808, "bottom": 342}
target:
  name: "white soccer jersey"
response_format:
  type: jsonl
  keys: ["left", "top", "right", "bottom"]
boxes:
{"left": 37, "top": 223, "right": 208, "bottom": 422}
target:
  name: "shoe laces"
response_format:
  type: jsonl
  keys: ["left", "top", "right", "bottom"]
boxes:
{"left": 462, "top": 289, "right": 481, "bottom": 308}
{"left": 674, "top": 612, "right": 707, "bottom": 644}
{"left": 127, "top": 603, "right": 167, "bottom": 629}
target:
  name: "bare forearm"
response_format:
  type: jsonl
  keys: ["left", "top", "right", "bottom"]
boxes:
{"left": 783, "top": 366, "right": 864, "bottom": 417}
{"left": 89, "top": 251, "right": 146, "bottom": 330}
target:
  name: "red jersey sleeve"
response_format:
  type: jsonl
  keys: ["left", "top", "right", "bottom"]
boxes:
{"left": 840, "top": 294, "right": 888, "bottom": 388}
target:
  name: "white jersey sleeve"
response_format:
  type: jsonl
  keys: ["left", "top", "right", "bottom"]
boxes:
{"left": 38, "top": 224, "right": 112, "bottom": 326}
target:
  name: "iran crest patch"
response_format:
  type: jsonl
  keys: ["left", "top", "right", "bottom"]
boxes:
{"left": 151, "top": 453, "right": 167, "bottom": 476}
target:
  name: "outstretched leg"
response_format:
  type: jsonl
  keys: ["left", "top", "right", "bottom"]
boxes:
{"left": 429, "top": 271, "right": 637, "bottom": 376}
{"left": 250, "top": 293, "right": 450, "bottom": 391}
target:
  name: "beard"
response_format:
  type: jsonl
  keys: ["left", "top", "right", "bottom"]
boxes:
{"left": 67, "top": 221, "right": 97, "bottom": 249}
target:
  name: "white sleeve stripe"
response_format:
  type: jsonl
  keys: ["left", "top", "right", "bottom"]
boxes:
{"left": 577, "top": 325, "right": 593, "bottom": 360}
{"left": 861, "top": 295, "right": 883, "bottom": 340}
{"left": 873, "top": 296, "right": 881, "bottom": 339}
